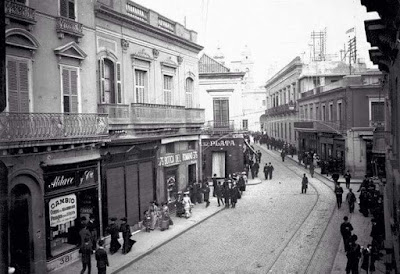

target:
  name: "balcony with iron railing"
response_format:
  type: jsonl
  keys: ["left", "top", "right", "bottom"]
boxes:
{"left": 294, "top": 119, "right": 346, "bottom": 133}
{"left": 203, "top": 120, "right": 235, "bottom": 134}
{"left": 0, "top": 112, "right": 109, "bottom": 148}
{"left": 369, "top": 120, "right": 385, "bottom": 128}
{"left": 98, "top": 103, "right": 205, "bottom": 131}
{"left": 56, "top": 16, "right": 84, "bottom": 40}
{"left": 5, "top": 0, "right": 36, "bottom": 26}
{"left": 265, "top": 102, "right": 296, "bottom": 116}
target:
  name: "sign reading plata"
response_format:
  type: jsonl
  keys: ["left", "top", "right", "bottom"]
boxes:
{"left": 202, "top": 139, "right": 237, "bottom": 147}
{"left": 49, "top": 194, "right": 77, "bottom": 227}
{"left": 158, "top": 151, "right": 198, "bottom": 167}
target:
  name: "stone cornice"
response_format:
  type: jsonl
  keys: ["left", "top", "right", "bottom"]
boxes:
{"left": 199, "top": 72, "right": 246, "bottom": 79}
{"left": 265, "top": 57, "right": 302, "bottom": 88}
{"left": 94, "top": 3, "right": 203, "bottom": 53}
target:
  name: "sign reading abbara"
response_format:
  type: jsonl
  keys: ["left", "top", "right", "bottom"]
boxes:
{"left": 49, "top": 194, "right": 77, "bottom": 227}
{"left": 158, "top": 151, "right": 198, "bottom": 167}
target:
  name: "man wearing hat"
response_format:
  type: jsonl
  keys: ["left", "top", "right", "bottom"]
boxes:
{"left": 79, "top": 217, "right": 91, "bottom": 248}
{"left": 119, "top": 217, "right": 131, "bottom": 254}
{"left": 105, "top": 217, "right": 120, "bottom": 254}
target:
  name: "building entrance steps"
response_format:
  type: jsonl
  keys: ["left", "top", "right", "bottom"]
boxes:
{"left": 50, "top": 178, "right": 260, "bottom": 274}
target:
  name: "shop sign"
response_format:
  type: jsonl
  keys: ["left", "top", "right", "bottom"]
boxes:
{"left": 49, "top": 194, "right": 77, "bottom": 227}
{"left": 44, "top": 168, "right": 97, "bottom": 193}
{"left": 202, "top": 139, "right": 237, "bottom": 147}
{"left": 158, "top": 151, "right": 198, "bottom": 167}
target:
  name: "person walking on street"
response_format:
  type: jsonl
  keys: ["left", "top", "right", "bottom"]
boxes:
{"left": 203, "top": 182, "right": 210, "bottom": 207}
{"left": 346, "top": 188, "right": 357, "bottom": 213}
{"left": 105, "top": 217, "right": 121, "bottom": 254}
{"left": 335, "top": 183, "right": 344, "bottom": 209}
{"left": 87, "top": 214, "right": 97, "bottom": 251}
{"left": 263, "top": 163, "right": 268, "bottom": 180}
{"left": 309, "top": 162, "right": 315, "bottom": 178}
{"left": 79, "top": 237, "right": 93, "bottom": 274}
{"left": 267, "top": 162, "right": 274, "bottom": 180}
{"left": 344, "top": 170, "right": 352, "bottom": 189}
{"left": 212, "top": 174, "right": 217, "bottom": 197}
{"left": 230, "top": 183, "right": 239, "bottom": 208}
{"left": 281, "top": 150, "right": 286, "bottom": 162}
{"left": 345, "top": 235, "right": 361, "bottom": 274}
{"left": 257, "top": 150, "right": 262, "bottom": 163}
{"left": 79, "top": 221, "right": 92, "bottom": 249}
{"left": 215, "top": 181, "right": 224, "bottom": 207}
{"left": 224, "top": 182, "right": 231, "bottom": 208}
{"left": 301, "top": 174, "right": 308, "bottom": 194}
{"left": 119, "top": 217, "right": 131, "bottom": 254}
{"left": 253, "top": 161, "right": 260, "bottom": 178}
{"left": 95, "top": 239, "right": 109, "bottom": 274}
{"left": 340, "top": 216, "right": 354, "bottom": 252}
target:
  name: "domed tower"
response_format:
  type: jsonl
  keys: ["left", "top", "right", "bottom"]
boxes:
{"left": 213, "top": 46, "right": 226, "bottom": 66}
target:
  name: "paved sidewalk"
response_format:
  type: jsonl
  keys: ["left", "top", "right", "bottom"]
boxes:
{"left": 51, "top": 178, "right": 261, "bottom": 274}
{"left": 255, "top": 144, "right": 385, "bottom": 273}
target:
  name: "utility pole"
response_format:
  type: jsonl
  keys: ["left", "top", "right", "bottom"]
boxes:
{"left": 0, "top": 0, "right": 9, "bottom": 273}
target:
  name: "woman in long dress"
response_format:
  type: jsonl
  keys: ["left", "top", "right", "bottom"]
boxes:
{"left": 149, "top": 201, "right": 159, "bottom": 230}
{"left": 182, "top": 192, "right": 193, "bottom": 218}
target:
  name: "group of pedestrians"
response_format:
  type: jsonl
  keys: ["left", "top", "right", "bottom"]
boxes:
{"left": 340, "top": 215, "right": 381, "bottom": 273}
{"left": 212, "top": 172, "right": 247, "bottom": 208}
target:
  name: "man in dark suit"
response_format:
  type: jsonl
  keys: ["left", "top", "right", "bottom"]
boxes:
{"left": 95, "top": 239, "right": 109, "bottom": 274}
{"left": 87, "top": 214, "right": 97, "bottom": 251}
{"left": 80, "top": 237, "right": 93, "bottom": 274}
{"left": 119, "top": 217, "right": 131, "bottom": 254}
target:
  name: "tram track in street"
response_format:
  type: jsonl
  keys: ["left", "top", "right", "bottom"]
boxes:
{"left": 255, "top": 145, "right": 338, "bottom": 273}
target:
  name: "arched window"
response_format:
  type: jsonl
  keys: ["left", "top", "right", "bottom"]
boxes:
{"left": 185, "top": 77, "right": 194, "bottom": 108}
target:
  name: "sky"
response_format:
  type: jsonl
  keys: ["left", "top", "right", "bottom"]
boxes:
{"left": 133, "top": 0, "right": 379, "bottom": 85}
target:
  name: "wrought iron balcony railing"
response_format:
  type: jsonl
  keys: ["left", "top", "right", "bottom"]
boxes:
{"left": 0, "top": 112, "right": 108, "bottom": 143}
{"left": 265, "top": 103, "right": 296, "bottom": 116}
{"left": 98, "top": 104, "right": 130, "bottom": 124}
{"left": 203, "top": 120, "right": 235, "bottom": 133}
{"left": 294, "top": 119, "right": 346, "bottom": 133}
{"left": 5, "top": 0, "right": 36, "bottom": 25}
{"left": 369, "top": 120, "right": 385, "bottom": 128}
{"left": 56, "top": 17, "right": 84, "bottom": 39}
{"left": 131, "top": 103, "right": 186, "bottom": 124}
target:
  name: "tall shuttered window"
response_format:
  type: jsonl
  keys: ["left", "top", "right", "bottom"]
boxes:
{"left": 7, "top": 58, "right": 30, "bottom": 113}
{"left": 62, "top": 67, "right": 79, "bottom": 113}
{"left": 185, "top": 77, "right": 194, "bottom": 108}
{"left": 60, "top": 0, "right": 75, "bottom": 20}
{"left": 163, "top": 75, "right": 173, "bottom": 105}
{"left": 135, "top": 69, "right": 146, "bottom": 103}
{"left": 99, "top": 58, "right": 121, "bottom": 104}
{"left": 213, "top": 98, "right": 229, "bottom": 128}
{"left": 371, "top": 101, "right": 384, "bottom": 122}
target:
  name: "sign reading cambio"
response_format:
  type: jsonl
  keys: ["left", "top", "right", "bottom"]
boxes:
{"left": 49, "top": 194, "right": 77, "bottom": 227}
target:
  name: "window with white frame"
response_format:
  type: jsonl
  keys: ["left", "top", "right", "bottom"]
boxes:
{"left": 134, "top": 69, "right": 146, "bottom": 103}
{"left": 6, "top": 56, "right": 31, "bottom": 113}
{"left": 163, "top": 75, "right": 173, "bottom": 105}
{"left": 185, "top": 77, "right": 194, "bottom": 108}
{"left": 369, "top": 98, "right": 385, "bottom": 126}
{"left": 61, "top": 66, "right": 79, "bottom": 113}
{"left": 99, "top": 58, "right": 122, "bottom": 104}
{"left": 60, "top": 0, "right": 76, "bottom": 20}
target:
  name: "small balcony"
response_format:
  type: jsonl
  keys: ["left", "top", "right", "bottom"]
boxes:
{"left": 185, "top": 108, "right": 205, "bottom": 124}
{"left": 131, "top": 103, "right": 186, "bottom": 124}
{"left": 5, "top": 0, "right": 36, "bottom": 26}
{"left": 265, "top": 103, "right": 296, "bottom": 116}
{"left": 369, "top": 120, "right": 385, "bottom": 128}
{"left": 203, "top": 120, "right": 235, "bottom": 134}
{"left": 294, "top": 120, "right": 346, "bottom": 133}
{"left": 56, "top": 17, "right": 84, "bottom": 40}
{"left": 0, "top": 112, "right": 109, "bottom": 148}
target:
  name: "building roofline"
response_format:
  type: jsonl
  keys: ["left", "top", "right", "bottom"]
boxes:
{"left": 265, "top": 56, "right": 302, "bottom": 88}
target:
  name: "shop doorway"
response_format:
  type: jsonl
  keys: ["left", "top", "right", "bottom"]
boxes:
{"left": 188, "top": 164, "right": 196, "bottom": 183}
{"left": 212, "top": 152, "right": 226, "bottom": 178}
{"left": 10, "top": 184, "right": 32, "bottom": 274}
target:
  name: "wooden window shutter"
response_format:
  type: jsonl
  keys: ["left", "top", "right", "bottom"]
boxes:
{"left": 62, "top": 68, "right": 70, "bottom": 113}
{"left": 70, "top": 70, "right": 78, "bottom": 113}
{"left": 99, "top": 59, "right": 105, "bottom": 103}
{"left": 68, "top": 0, "right": 75, "bottom": 20}
{"left": 7, "top": 59, "right": 19, "bottom": 112}
{"left": 116, "top": 62, "right": 122, "bottom": 104}
{"left": 18, "top": 61, "right": 29, "bottom": 112}
{"left": 60, "top": 0, "right": 68, "bottom": 17}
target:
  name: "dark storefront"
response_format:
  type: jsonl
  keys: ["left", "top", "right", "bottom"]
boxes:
{"left": 202, "top": 134, "right": 244, "bottom": 179}
{"left": 102, "top": 143, "right": 157, "bottom": 228}
{"left": 297, "top": 131, "right": 318, "bottom": 154}
{"left": 42, "top": 160, "right": 101, "bottom": 264}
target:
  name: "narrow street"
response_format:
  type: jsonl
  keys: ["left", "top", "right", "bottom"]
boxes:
{"left": 119, "top": 145, "right": 339, "bottom": 273}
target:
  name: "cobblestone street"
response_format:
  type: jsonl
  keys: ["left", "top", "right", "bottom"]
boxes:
{"left": 119, "top": 145, "right": 340, "bottom": 274}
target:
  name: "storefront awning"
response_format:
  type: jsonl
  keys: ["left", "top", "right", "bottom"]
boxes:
{"left": 244, "top": 139, "right": 257, "bottom": 154}
{"left": 41, "top": 153, "right": 101, "bottom": 167}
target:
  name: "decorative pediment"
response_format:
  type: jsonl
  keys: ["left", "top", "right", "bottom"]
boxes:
{"left": 161, "top": 57, "right": 178, "bottom": 68}
{"left": 186, "top": 71, "right": 196, "bottom": 79}
{"left": 54, "top": 41, "right": 87, "bottom": 60}
{"left": 6, "top": 28, "right": 39, "bottom": 50}
{"left": 131, "top": 49, "right": 152, "bottom": 62}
